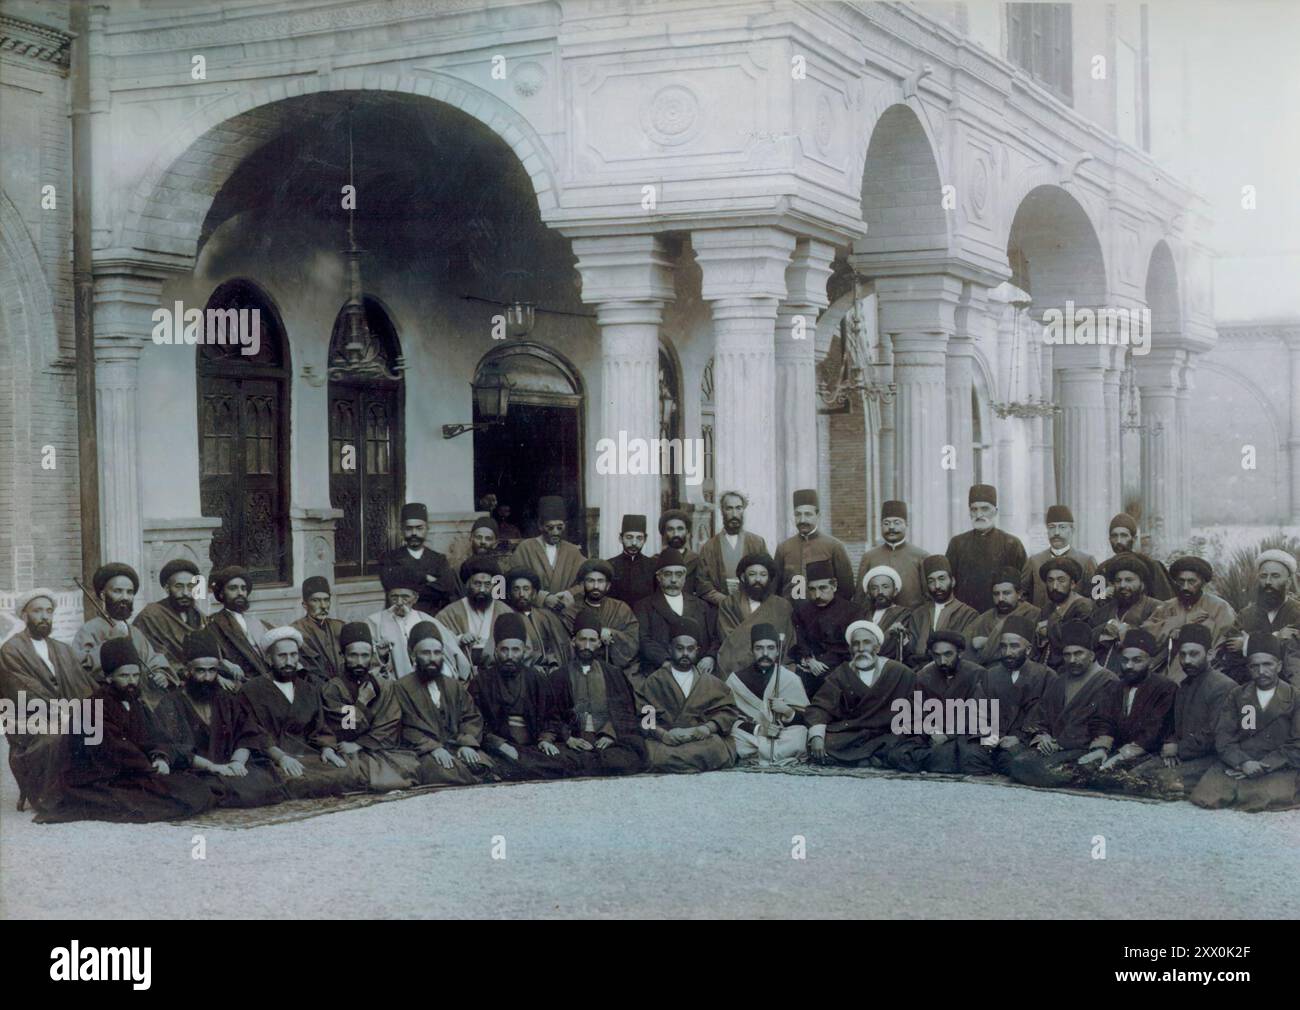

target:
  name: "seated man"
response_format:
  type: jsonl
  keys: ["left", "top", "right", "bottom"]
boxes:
{"left": 903, "top": 556, "right": 978, "bottom": 670}
{"left": 1089, "top": 554, "right": 1161, "bottom": 673}
{"left": 789, "top": 559, "right": 861, "bottom": 696}
{"left": 76, "top": 561, "right": 178, "bottom": 707}
{"left": 966, "top": 568, "right": 1041, "bottom": 668}
{"left": 636, "top": 618, "right": 740, "bottom": 773}
{"left": 436, "top": 558, "right": 515, "bottom": 672}
{"left": 805, "top": 620, "right": 921, "bottom": 770}
{"left": 634, "top": 551, "right": 719, "bottom": 679}
{"left": 239, "top": 627, "right": 364, "bottom": 798}
{"left": 368, "top": 567, "right": 470, "bottom": 681}
{"left": 504, "top": 567, "right": 572, "bottom": 675}
{"left": 469, "top": 613, "right": 573, "bottom": 780}
{"left": 291, "top": 576, "right": 346, "bottom": 685}
{"left": 1131, "top": 624, "right": 1236, "bottom": 796}
{"left": 393, "top": 622, "right": 495, "bottom": 786}
{"left": 133, "top": 558, "right": 206, "bottom": 671}
{"left": 1215, "top": 550, "right": 1300, "bottom": 685}
{"left": 1006, "top": 621, "right": 1117, "bottom": 788}
{"left": 39, "top": 639, "right": 221, "bottom": 824}
{"left": 1190, "top": 634, "right": 1299, "bottom": 811}
{"left": 547, "top": 611, "right": 648, "bottom": 776}
{"left": 914, "top": 631, "right": 992, "bottom": 775}
{"left": 716, "top": 552, "right": 795, "bottom": 680}
{"left": 205, "top": 565, "right": 271, "bottom": 681}
{"left": 979, "top": 615, "right": 1057, "bottom": 776}
{"left": 151, "top": 629, "right": 288, "bottom": 808}
{"left": 320, "top": 622, "right": 422, "bottom": 792}
{"left": 858, "top": 565, "right": 912, "bottom": 665}
{"left": 1142, "top": 555, "right": 1236, "bottom": 683}
{"left": 561, "top": 559, "right": 640, "bottom": 680}
{"left": 1035, "top": 558, "right": 1094, "bottom": 671}
{"left": 725, "top": 623, "right": 808, "bottom": 766}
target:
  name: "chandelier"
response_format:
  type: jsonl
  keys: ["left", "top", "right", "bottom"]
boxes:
{"left": 990, "top": 287, "right": 1060, "bottom": 419}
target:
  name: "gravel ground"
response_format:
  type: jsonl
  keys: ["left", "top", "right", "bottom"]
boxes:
{"left": 2, "top": 744, "right": 1297, "bottom": 919}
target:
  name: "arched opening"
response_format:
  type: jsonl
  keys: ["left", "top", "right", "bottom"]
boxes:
{"left": 197, "top": 279, "right": 291, "bottom": 584}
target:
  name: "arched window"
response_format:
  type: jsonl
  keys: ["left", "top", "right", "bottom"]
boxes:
{"left": 198, "top": 279, "right": 291, "bottom": 584}
{"left": 327, "top": 296, "right": 404, "bottom": 579}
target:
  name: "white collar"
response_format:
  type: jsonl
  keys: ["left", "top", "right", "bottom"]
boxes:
{"left": 406, "top": 546, "right": 425, "bottom": 559}
{"left": 426, "top": 678, "right": 441, "bottom": 707}
{"left": 671, "top": 665, "right": 696, "bottom": 696}
{"left": 273, "top": 679, "right": 295, "bottom": 703}
{"left": 1050, "top": 546, "right": 1071, "bottom": 557}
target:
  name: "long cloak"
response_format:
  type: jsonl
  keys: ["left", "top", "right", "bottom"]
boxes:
{"left": 514, "top": 605, "right": 573, "bottom": 675}
{"left": 966, "top": 601, "right": 1042, "bottom": 667}
{"left": 290, "top": 615, "right": 346, "bottom": 685}
{"left": 206, "top": 608, "right": 271, "bottom": 680}
{"left": 1190, "top": 681, "right": 1300, "bottom": 811}
{"left": 1214, "top": 597, "right": 1300, "bottom": 684}
{"left": 804, "top": 659, "right": 917, "bottom": 766}
{"left": 239, "top": 674, "right": 365, "bottom": 797}
{"left": 945, "top": 527, "right": 1028, "bottom": 615}
{"left": 379, "top": 544, "right": 462, "bottom": 616}
{"left": 561, "top": 597, "right": 640, "bottom": 676}
{"left": 434, "top": 598, "right": 515, "bottom": 670}
{"left": 725, "top": 663, "right": 808, "bottom": 766}
{"left": 392, "top": 671, "right": 490, "bottom": 786}
{"left": 1022, "top": 662, "right": 1116, "bottom": 750}
{"left": 510, "top": 537, "right": 587, "bottom": 607}
{"left": 697, "top": 531, "right": 768, "bottom": 603}
{"left": 716, "top": 591, "right": 795, "bottom": 680}
{"left": 366, "top": 607, "right": 472, "bottom": 681}
{"left": 321, "top": 672, "right": 421, "bottom": 791}
{"left": 133, "top": 600, "right": 205, "bottom": 669}
{"left": 1141, "top": 592, "right": 1236, "bottom": 683}
{"left": 903, "top": 597, "right": 979, "bottom": 668}
{"left": 636, "top": 664, "right": 739, "bottom": 773}
{"left": 75, "top": 617, "right": 176, "bottom": 708}
{"left": 548, "top": 658, "right": 647, "bottom": 775}
{"left": 469, "top": 661, "right": 571, "bottom": 780}
{"left": 854, "top": 541, "right": 930, "bottom": 610}
{"left": 633, "top": 592, "right": 720, "bottom": 676}
{"left": 773, "top": 530, "right": 855, "bottom": 601}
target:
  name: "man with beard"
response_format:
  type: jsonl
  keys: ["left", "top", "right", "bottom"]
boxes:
{"left": 1107, "top": 513, "right": 1173, "bottom": 601}
{"left": 697, "top": 492, "right": 768, "bottom": 608}
{"left": 39, "top": 638, "right": 221, "bottom": 824}
{"left": 1191, "top": 634, "right": 1300, "bottom": 811}
{"left": 1142, "top": 556, "right": 1236, "bottom": 683}
{"left": 774, "top": 489, "right": 854, "bottom": 601}
{"left": 562, "top": 559, "right": 641, "bottom": 679}
{"left": 320, "top": 622, "right": 422, "bottom": 791}
{"left": 494, "top": 502, "right": 522, "bottom": 543}
{"left": 205, "top": 566, "right": 271, "bottom": 681}
{"left": 1131, "top": 624, "right": 1236, "bottom": 796}
{"left": 150, "top": 629, "right": 287, "bottom": 808}
{"left": 367, "top": 567, "right": 470, "bottom": 681}
{"left": 1006, "top": 621, "right": 1117, "bottom": 788}
{"left": 725, "top": 623, "right": 809, "bottom": 766}
{"left": 636, "top": 618, "right": 740, "bottom": 773}
{"left": 634, "top": 551, "right": 720, "bottom": 679}
{"left": 1216, "top": 550, "right": 1300, "bottom": 684}
{"left": 967, "top": 567, "right": 1041, "bottom": 668}
{"left": 381, "top": 502, "right": 462, "bottom": 616}
{"left": 133, "top": 559, "right": 206, "bottom": 670}
{"left": 604, "top": 514, "right": 658, "bottom": 609}
{"left": 945, "top": 484, "right": 1027, "bottom": 615}
{"left": 0, "top": 589, "right": 99, "bottom": 813}
{"left": 76, "top": 562, "right": 177, "bottom": 708}
{"left": 290, "top": 576, "right": 346, "bottom": 685}
{"left": 436, "top": 558, "right": 514, "bottom": 673}
{"left": 1036, "top": 557, "right": 1095, "bottom": 670}
{"left": 913, "top": 631, "right": 993, "bottom": 774}
{"left": 1090, "top": 554, "right": 1161, "bottom": 673}
{"left": 902, "top": 555, "right": 978, "bottom": 670}
{"left": 656, "top": 509, "right": 704, "bottom": 597}
{"left": 505, "top": 568, "right": 571, "bottom": 674}
{"left": 854, "top": 500, "right": 929, "bottom": 610}
{"left": 789, "top": 559, "right": 862, "bottom": 695}
{"left": 239, "top": 627, "right": 363, "bottom": 797}
{"left": 1019, "top": 505, "right": 1097, "bottom": 611}
{"left": 858, "top": 566, "right": 913, "bottom": 665}
{"left": 470, "top": 613, "right": 574, "bottom": 780}
{"left": 979, "top": 615, "right": 1057, "bottom": 775}
{"left": 717, "top": 552, "right": 796, "bottom": 678}
{"left": 806, "top": 621, "right": 921, "bottom": 769}
{"left": 393, "top": 622, "right": 495, "bottom": 786}
{"left": 547, "top": 610, "right": 647, "bottom": 775}
{"left": 458, "top": 515, "right": 509, "bottom": 583}
{"left": 510, "top": 496, "right": 587, "bottom": 613}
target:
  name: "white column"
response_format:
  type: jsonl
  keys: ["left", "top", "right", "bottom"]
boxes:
{"left": 1032, "top": 334, "right": 1055, "bottom": 531}
{"left": 692, "top": 227, "right": 796, "bottom": 547}
{"left": 1288, "top": 335, "right": 1300, "bottom": 523}
{"left": 1135, "top": 348, "right": 1185, "bottom": 557}
{"left": 947, "top": 283, "right": 987, "bottom": 535}
{"left": 1175, "top": 356, "right": 1195, "bottom": 545}
{"left": 1103, "top": 360, "right": 1123, "bottom": 517}
{"left": 571, "top": 235, "right": 675, "bottom": 557}
{"left": 1053, "top": 345, "right": 1111, "bottom": 557}
{"left": 877, "top": 332, "right": 897, "bottom": 504}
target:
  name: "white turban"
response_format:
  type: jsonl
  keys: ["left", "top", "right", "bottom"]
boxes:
{"left": 844, "top": 620, "right": 884, "bottom": 646}
{"left": 14, "top": 588, "right": 57, "bottom": 618}
{"left": 861, "top": 565, "right": 902, "bottom": 594}
{"left": 261, "top": 626, "right": 304, "bottom": 653}
{"left": 1257, "top": 550, "right": 1297, "bottom": 578}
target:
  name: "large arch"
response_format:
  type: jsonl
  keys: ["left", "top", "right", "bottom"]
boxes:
{"left": 853, "top": 102, "right": 951, "bottom": 260}
{"left": 1005, "top": 184, "right": 1108, "bottom": 314}
{"left": 1144, "top": 239, "right": 1182, "bottom": 342}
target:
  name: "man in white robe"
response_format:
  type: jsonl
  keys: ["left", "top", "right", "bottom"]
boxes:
{"left": 725, "top": 622, "right": 809, "bottom": 766}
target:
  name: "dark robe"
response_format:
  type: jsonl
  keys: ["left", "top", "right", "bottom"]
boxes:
{"left": 605, "top": 551, "right": 659, "bottom": 610}
{"left": 1105, "top": 550, "right": 1175, "bottom": 601}
{"left": 1089, "top": 595, "right": 1161, "bottom": 672}
{"left": 510, "top": 537, "right": 587, "bottom": 609}
{"left": 151, "top": 688, "right": 287, "bottom": 807}
{"left": 470, "top": 661, "right": 572, "bottom": 780}
{"left": 392, "top": 671, "right": 491, "bottom": 786}
{"left": 513, "top": 605, "right": 573, "bottom": 675}
{"left": 38, "top": 686, "right": 221, "bottom": 823}
{"left": 239, "top": 674, "right": 365, "bottom": 797}
{"left": 861, "top": 603, "right": 913, "bottom": 666}
{"left": 966, "top": 600, "right": 1042, "bottom": 667}
{"left": 561, "top": 597, "right": 640, "bottom": 676}
{"left": 633, "top": 592, "right": 721, "bottom": 676}
{"left": 1039, "top": 593, "right": 1095, "bottom": 669}
{"left": 1090, "top": 675, "right": 1177, "bottom": 757}
{"left": 321, "top": 672, "right": 422, "bottom": 791}
{"left": 902, "top": 597, "right": 979, "bottom": 669}
{"left": 980, "top": 659, "right": 1056, "bottom": 745}
{"left": 789, "top": 595, "right": 863, "bottom": 695}
{"left": 1020, "top": 548, "right": 1098, "bottom": 611}
{"left": 804, "top": 659, "right": 919, "bottom": 769}
{"left": 1007, "top": 662, "right": 1117, "bottom": 788}
{"left": 697, "top": 530, "right": 769, "bottom": 604}
{"left": 548, "top": 658, "right": 647, "bottom": 775}
{"left": 773, "top": 530, "right": 854, "bottom": 601}
{"left": 1129, "top": 663, "right": 1237, "bottom": 797}
{"left": 1141, "top": 592, "right": 1236, "bottom": 683}
{"left": 75, "top": 617, "right": 176, "bottom": 709}
{"left": 0, "top": 631, "right": 100, "bottom": 812}
{"left": 635, "top": 664, "right": 739, "bottom": 773}
{"left": 914, "top": 658, "right": 993, "bottom": 774}
{"left": 945, "top": 527, "right": 1028, "bottom": 615}
{"left": 133, "top": 599, "right": 205, "bottom": 669}
{"left": 291, "top": 615, "right": 346, "bottom": 685}
{"left": 1215, "top": 598, "right": 1300, "bottom": 684}
{"left": 1191, "top": 681, "right": 1300, "bottom": 811}
{"left": 207, "top": 608, "right": 269, "bottom": 680}
{"left": 717, "top": 591, "right": 796, "bottom": 680}
{"left": 380, "top": 544, "right": 463, "bottom": 616}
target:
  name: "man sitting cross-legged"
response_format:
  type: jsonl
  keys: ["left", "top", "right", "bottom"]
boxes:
{"left": 725, "top": 622, "right": 809, "bottom": 766}
{"left": 978, "top": 615, "right": 1057, "bottom": 776}
{"left": 914, "top": 631, "right": 993, "bottom": 775}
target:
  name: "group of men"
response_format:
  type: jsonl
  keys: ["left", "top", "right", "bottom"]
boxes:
{"left": 2, "top": 486, "right": 1297, "bottom": 822}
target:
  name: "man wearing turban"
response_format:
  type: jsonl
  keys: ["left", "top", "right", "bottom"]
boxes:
{"left": 724, "top": 622, "right": 809, "bottom": 766}
{"left": 854, "top": 500, "right": 930, "bottom": 610}
{"left": 75, "top": 562, "right": 178, "bottom": 708}
{"left": 1215, "top": 549, "right": 1300, "bottom": 685}
{"left": 1140, "top": 556, "right": 1237, "bottom": 684}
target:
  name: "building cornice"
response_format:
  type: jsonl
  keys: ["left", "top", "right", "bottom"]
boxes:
{"left": 0, "top": 13, "right": 73, "bottom": 69}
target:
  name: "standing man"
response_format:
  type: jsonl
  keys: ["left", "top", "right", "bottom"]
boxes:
{"left": 382, "top": 501, "right": 462, "bottom": 616}
{"left": 368, "top": 567, "right": 470, "bottom": 681}
{"left": 725, "top": 623, "right": 809, "bottom": 766}
{"left": 774, "top": 489, "right": 854, "bottom": 601}
{"left": 1020, "top": 505, "right": 1097, "bottom": 610}
{"left": 789, "top": 558, "right": 862, "bottom": 696}
{"left": 77, "top": 562, "right": 177, "bottom": 707}
{"left": 133, "top": 559, "right": 205, "bottom": 671}
{"left": 697, "top": 491, "right": 768, "bottom": 608}
{"left": 205, "top": 566, "right": 271, "bottom": 681}
{"left": 290, "top": 576, "right": 345, "bottom": 685}
{"left": 967, "top": 567, "right": 1041, "bottom": 668}
{"left": 1107, "top": 513, "right": 1173, "bottom": 600}
{"left": 716, "top": 552, "right": 796, "bottom": 679}
{"left": 854, "top": 500, "right": 928, "bottom": 610}
{"left": 504, "top": 568, "right": 572, "bottom": 674}
{"left": 656, "top": 509, "right": 703, "bottom": 596}
{"left": 1090, "top": 554, "right": 1161, "bottom": 673}
{"left": 945, "top": 484, "right": 1027, "bottom": 616}
{"left": 634, "top": 550, "right": 720, "bottom": 679}
{"left": 510, "top": 495, "right": 587, "bottom": 613}
{"left": 903, "top": 556, "right": 978, "bottom": 670}
{"left": 605, "top": 514, "right": 658, "bottom": 609}
{"left": 1216, "top": 549, "right": 1300, "bottom": 684}
{"left": 436, "top": 558, "right": 514, "bottom": 672}
{"left": 1142, "top": 556, "right": 1236, "bottom": 683}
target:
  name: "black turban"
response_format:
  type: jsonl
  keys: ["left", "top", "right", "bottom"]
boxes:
{"left": 1169, "top": 556, "right": 1213, "bottom": 583}
{"left": 339, "top": 622, "right": 373, "bottom": 651}
{"left": 736, "top": 552, "right": 778, "bottom": 581}
{"left": 1039, "top": 556, "right": 1083, "bottom": 584}
{"left": 658, "top": 509, "right": 690, "bottom": 536}
{"left": 1000, "top": 615, "right": 1036, "bottom": 644}
{"left": 928, "top": 630, "right": 966, "bottom": 651}
{"left": 407, "top": 621, "right": 442, "bottom": 653}
{"left": 209, "top": 565, "right": 250, "bottom": 602}
{"left": 1101, "top": 553, "right": 1149, "bottom": 585}
{"left": 93, "top": 562, "right": 139, "bottom": 595}
{"left": 577, "top": 559, "right": 615, "bottom": 582}
{"left": 159, "top": 558, "right": 199, "bottom": 588}
{"left": 101, "top": 637, "right": 143, "bottom": 676}
{"left": 504, "top": 567, "right": 540, "bottom": 591}
{"left": 181, "top": 629, "right": 222, "bottom": 664}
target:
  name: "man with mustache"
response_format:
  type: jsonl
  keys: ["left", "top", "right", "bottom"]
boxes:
{"left": 603, "top": 513, "right": 658, "bottom": 609}
{"left": 1007, "top": 620, "right": 1116, "bottom": 788}
{"left": 150, "top": 628, "right": 287, "bottom": 808}
{"left": 436, "top": 557, "right": 515, "bottom": 674}
{"left": 0, "top": 589, "right": 99, "bottom": 813}
{"left": 1216, "top": 550, "right": 1300, "bottom": 684}
{"left": 458, "top": 515, "right": 508, "bottom": 583}
{"left": 656, "top": 509, "right": 704, "bottom": 597}
{"left": 805, "top": 621, "right": 921, "bottom": 769}
{"left": 902, "top": 555, "right": 978, "bottom": 670}
{"left": 509, "top": 495, "right": 587, "bottom": 613}
{"left": 1191, "top": 634, "right": 1300, "bottom": 811}
{"left": 913, "top": 631, "right": 993, "bottom": 774}
{"left": 76, "top": 562, "right": 177, "bottom": 708}
{"left": 1019, "top": 505, "right": 1097, "bottom": 611}
{"left": 725, "top": 623, "right": 809, "bottom": 766}
{"left": 979, "top": 614, "right": 1057, "bottom": 775}
{"left": 790, "top": 558, "right": 862, "bottom": 695}
{"left": 205, "top": 565, "right": 271, "bottom": 681}
{"left": 1036, "top": 557, "right": 1094, "bottom": 671}
{"left": 320, "top": 621, "right": 422, "bottom": 791}
{"left": 393, "top": 621, "right": 494, "bottom": 786}
{"left": 290, "top": 576, "right": 346, "bottom": 684}
{"left": 1090, "top": 554, "right": 1161, "bottom": 673}
{"left": 634, "top": 551, "right": 719, "bottom": 680}
{"left": 1106, "top": 513, "right": 1173, "bottom": 601}
{"left": 774, "top": 489, "right": 854, "bottom": 601}
{"left": 380, "top": 501, "right": 462, "bottom": 616}
{"left": 133, "top": 559, "right": 208, "bottom": 672}
{"left": 504, "top": 568, "right": 572, "bottom": 674}
{"left": 967, "top": 567, "right": 1041, "bottom": 668}
{"left": 696, "top": 492, "right": 768, "bottom": 608}
{"left": 41, "top": 638, "right": 221, "bottom": 823}
{"left": 367, "top": 566, "right": 470, "bottom": 681}
{"left": 854, "top": 500, "right": 929, "bottom": 610}
{"left": 944, "top": 484, "right": 1027, "bottom": 615}
{"left": 1141, "top": 556, "right": 1236, "bottom": 683}
{"left": 717, "top": 552, "right": 795, "bottom": 677}
{"left": 563, "top": 559, "right": 642, "bottom": 679}
{"left": 856, "top": 566, "right": 912, "bottom": 665}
